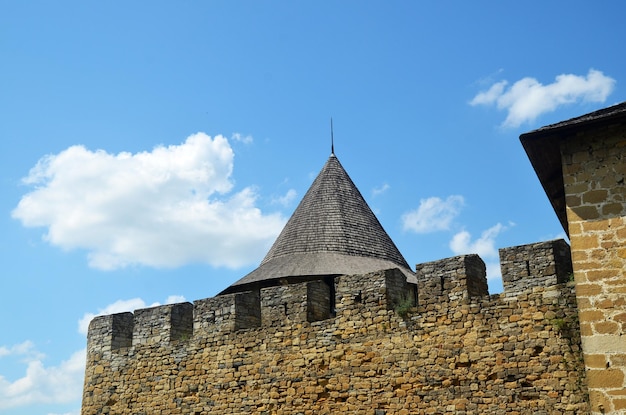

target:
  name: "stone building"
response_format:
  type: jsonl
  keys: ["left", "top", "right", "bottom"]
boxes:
{"left": 521, "top": 101, "right": 626, "bottom": 414}
{"left": 79, "top": 104, "right": 626, "bottom": 414}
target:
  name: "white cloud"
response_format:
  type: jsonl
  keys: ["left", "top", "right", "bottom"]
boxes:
{"left": 0, "top": 341, "right": 45, "bottom": 362}
{"left": 165, "top": 294, "right": 186, "bottom": 304}
{"left": 402, "top": 195, "right": 464, "bottom": 233}
{"left": 0, "top": 344, "right": 85, "bottom": 410}
{"left": 449, "top": 223, "right": 507, "bottom": 260}
{"left": 272, "top": 189, "right": 298, "bottom": 207}
{"left": 471, "top": 80, "right": 507, "bottom": 106}
{"left": 231, "top": 132, "right": 253, "bottom": 144}
{"left": 470, "top": 69, "right": 616, "bottom": 127}
{"left": 372, "top": 183, "right": 390, "bottom": 197}
{"left": 449, "top": 223, "right": 511, "bottom": 284}
{"left": 486, "top": 261, "right": 503, "bottom": 285}
{"left": 12, "top": 133, "right": 285, "bottom": 270}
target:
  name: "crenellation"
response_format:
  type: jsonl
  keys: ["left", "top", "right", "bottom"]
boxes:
{"left": 306, "top": 280, "right": 332, "bottom": 322}
{"left": 82, "top": 241, "right": 590, "bottom": 414}
{"left": 415, "top": 254, "right": 488, "bottom": 308}
{"left": 335, "top": 268, "right": 409, "bottom": 313}
{"left": 463, "top": 254, "right": 489, "bottom": 298}
{"left": 132, "top": 302, "right": 193, "bottom": 346}
{"left": 87, "top": 312, "right": 133, "bottom": 353}
{"left": 382, "top": 267, "right": 415, "bottom": 309}
{"left": 499, "top": 239, "right": 573, "bottom": 296}
{"left": 261, "top": 283, "right": 308, "bottom": 325}
{"left": 193, "top": 292, "right": 248, "bottom": 335}
{"left": 169, "top": 302, "right": 193, "bottom": 341}
{"left": 234, "top": 290, "right": 261, "bottom": 329}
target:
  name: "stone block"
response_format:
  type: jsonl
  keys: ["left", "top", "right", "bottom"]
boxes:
{"left": 586, "top": 369, "right": 624, "bottom": 389}
{"left": 499, "top": 239, "right": 572, "bottom": 293}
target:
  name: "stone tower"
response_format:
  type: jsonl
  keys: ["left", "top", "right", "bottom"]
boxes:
{"left": 220, "top": 152, "right": 415, "bottom": 296}
{"left": 522, "top": 101, "right": 626, "bottom": 414}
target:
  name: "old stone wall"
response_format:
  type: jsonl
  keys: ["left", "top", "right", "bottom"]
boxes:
{"left": 561, "top": 127, "right": 626, "bottom": 414}
{"left": 499, "top": 240, "right": 573, "bottom": 296}
{"left": 81, "top": 241, "right": 589, "bottom": 415}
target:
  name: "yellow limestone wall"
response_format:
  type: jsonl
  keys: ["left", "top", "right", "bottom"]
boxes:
{"left": 81, "top": 252, "right": 589, "bottom": 415}
{"left": 561, "top": 128, "right": 626, "bottom": 414}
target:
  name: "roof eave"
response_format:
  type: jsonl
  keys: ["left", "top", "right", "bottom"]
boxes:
{"left": 519, "top": 102, "right": 626, "bottom": 237}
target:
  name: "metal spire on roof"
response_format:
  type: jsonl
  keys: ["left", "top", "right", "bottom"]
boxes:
{"left": 330, "top": 117, "right": 335, "bottom": 156}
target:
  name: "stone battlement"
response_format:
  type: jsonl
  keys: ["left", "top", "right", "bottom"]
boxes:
{"left": 87, "top": 239, "right": 573, "bottom": 354}
{"left": 87, "top": 267, "right": 411, "bottom": 353}
{"left": 82, "top": 239, "right": 588, "bottom": 414}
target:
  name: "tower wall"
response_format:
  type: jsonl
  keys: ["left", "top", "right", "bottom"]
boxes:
{"left": 561, "top": 127, "right": 626, "bottom": 414}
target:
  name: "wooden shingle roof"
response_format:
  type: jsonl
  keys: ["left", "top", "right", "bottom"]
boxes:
{"left": 221, "top": 154, "right": 415, "bottom": 294}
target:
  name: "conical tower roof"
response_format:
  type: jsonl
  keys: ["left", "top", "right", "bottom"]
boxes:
{"left": 220, "top": 153, "right": 415, "bottom": 294}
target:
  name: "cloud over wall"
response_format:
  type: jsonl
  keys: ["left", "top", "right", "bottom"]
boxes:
{"left": 12, "top": 133, "right": 285, "bottom": 270}
{"left": 402, "top": 195, "right": 465, "bottom": 234}
{"left": 470, "top": 69, "right": 616, "bottom": 127}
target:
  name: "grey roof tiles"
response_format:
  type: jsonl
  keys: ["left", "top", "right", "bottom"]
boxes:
{"left": 221, "top": 154, "right": 415, "bottom": 294}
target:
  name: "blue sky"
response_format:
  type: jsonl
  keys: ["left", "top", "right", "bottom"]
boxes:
{"left": 1, "top": 2, "right": 624, "bottom": 414}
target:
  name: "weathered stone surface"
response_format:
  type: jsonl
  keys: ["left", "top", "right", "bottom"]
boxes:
{"left": 517, "top": 100, "right": 626, "bottom": 414}
{"left": 81, "top": 246, "right": 589, "bottom": 415}
{"left": 560, "top": 125, "right": 626, "bottom": 414}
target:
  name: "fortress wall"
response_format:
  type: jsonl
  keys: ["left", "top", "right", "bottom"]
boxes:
{"left": 82, "top": 240, "right": 589, "bottom": 415}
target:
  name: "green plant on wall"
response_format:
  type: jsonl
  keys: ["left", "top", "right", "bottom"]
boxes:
{"left": 550, "top": 312, "right": 579, "bottom": 338}
{"left": 394, "top": 294, "right": 415, "bottom": 319}
{"left": 551, "top": 318, "right": 568, "bottom": 332}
